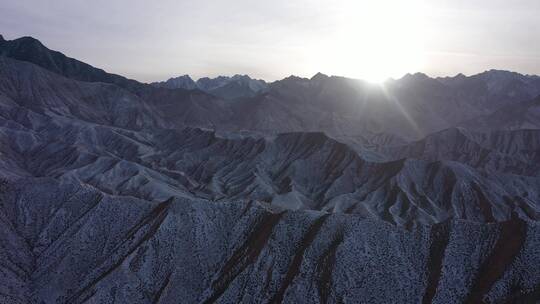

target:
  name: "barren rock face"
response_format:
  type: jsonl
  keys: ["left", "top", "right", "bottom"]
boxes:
{"left": 1, "top": 179, "right": 539, "bottom": 304}
{"left": 0, "top": 36, "right": 540, "bottom": 303}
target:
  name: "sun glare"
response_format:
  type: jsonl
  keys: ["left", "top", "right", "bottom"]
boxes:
{"left": 310, "top": 0, "right": 426, "bottom": 83}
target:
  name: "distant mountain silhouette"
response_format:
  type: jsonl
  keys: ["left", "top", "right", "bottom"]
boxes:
{"left": 153, "top": 74, "right": 268, "bottom": 99}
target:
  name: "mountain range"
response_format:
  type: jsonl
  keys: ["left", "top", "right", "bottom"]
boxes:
{"left": 0, "top": 35, "right": 539, "bottom": 303}
{"left": 152, "top": 74, "right": 269, "bottom": 100}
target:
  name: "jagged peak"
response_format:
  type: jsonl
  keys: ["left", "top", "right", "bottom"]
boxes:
{"left": 197, "top": 75, "right": 231, "bottom": 82}
{"left": 173, "top": 74, "right": 192, "bottom": 79}
{"left": 231, "top": 74, "right": 251, "bottom": 80}
{"left": 311, "top": 72, "right": 329, "bottom": 81}
{"left": 170, "top": 74, "right": 194, "bottom": 81}
{"left": 439, "top": 73, "right": 467, "bottom": 80}
{"left": 194, "top": 74, "right": 265, "bottom": 83}
{"left": 475, "top": 69, "right": 525, "bottom": 79}
{"left": 280, "top": 75, "right": 309, "bottom": 82}
{"left": 485, "top": 69, "right": 516, "bottom": 74}
{"left": 400, "top": 72, "right": 431, "bottom": 82}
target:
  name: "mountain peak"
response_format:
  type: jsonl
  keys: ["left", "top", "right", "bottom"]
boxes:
{"left": 486, "top": 69, "right": 512, "bottom": 74}
{"left": 0, "top": 34, "right": 4, "bottom": 42}
{"left": 400, "top": 72, "right": 431, "bottom": 83}
{"left": 0, "top": 35, "right": 141, "bottom": 91}
{"left": 282, "top": 75, "right": 309, "bottom": 82}
{"left": 14, "top": 36, "right": 46, "bottom": 47}
{"left": 231, "top": 74, "right": 251, "bottom": 80}
{"left": 171, "top": 74, "right": 194, "bottom": 81}
{"left": 476, "top": 69, "right": 525, "bottom": 80}
{"left": 311, "top": 72, "right": 329, "bottom": 82}
{"left": 412, "top": 72, "right": 429, "bottom": 79}
{"left": 150, "top": 74, "right": 268, "bottom": 99}
{"left": 152, "top": 74, "right": 197, "bottom": 90}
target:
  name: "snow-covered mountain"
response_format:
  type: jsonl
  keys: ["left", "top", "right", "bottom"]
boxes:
{"left": 151, "top": 74, "right": 198, "bottom": 90}
{"left": 152, "top": 74, "right": 269, "bottom": 99}
{"left": 1, "top": 35, "right": 540, "bottom": 303}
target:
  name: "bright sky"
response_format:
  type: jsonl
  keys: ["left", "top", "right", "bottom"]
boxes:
{"left": 1, "top": 0, "right": 539, "bottom": 83}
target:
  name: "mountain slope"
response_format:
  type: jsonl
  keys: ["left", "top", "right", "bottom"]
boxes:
{"left": 1, "top": 178, "right": 539, "bottom": 304}
{"left": 5, "top": 36, "right": 540, "bottom": 139}
{"left": 0, "top": 35, "right": 142, "bottom": 92}
{"left": 1, "top": 35, "right": 540, "bottom": 303}
{"left": 462, "top": 96, "right": 540, "bottom": 131}
{"left": 1, "top": 57, "right": 539, "bottom": 226}
{"left": 379, "top": 127, "right": 540, "bottom": 176}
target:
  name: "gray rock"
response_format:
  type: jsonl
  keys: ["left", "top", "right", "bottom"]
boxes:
{"left": 1, "top": 35, "right": 540, "bottom": 303}
{"left": 0, "top": 178, "right": 539, "bottom": 303}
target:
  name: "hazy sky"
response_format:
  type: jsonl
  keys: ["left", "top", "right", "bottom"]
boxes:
{"left": 1, "top": 0, "right": 539, "bottom": 82}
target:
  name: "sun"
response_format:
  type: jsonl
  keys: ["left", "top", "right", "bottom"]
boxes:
{"left": 357, "top": 68, "right": 393, "bottom": 84}
{"left": 309, "top": 0, "right": 426, "bottom": 83}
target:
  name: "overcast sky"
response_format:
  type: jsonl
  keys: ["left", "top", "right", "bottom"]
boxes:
{"left": 1, "top": 0, "right": 539, "bottom": 82}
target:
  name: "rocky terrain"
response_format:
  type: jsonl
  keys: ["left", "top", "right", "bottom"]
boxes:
{"left": 1, "top": 35, "right": 540, "bottom": 303}
{"left": 152, "top": 74, "right": 268, "bottom": 100}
